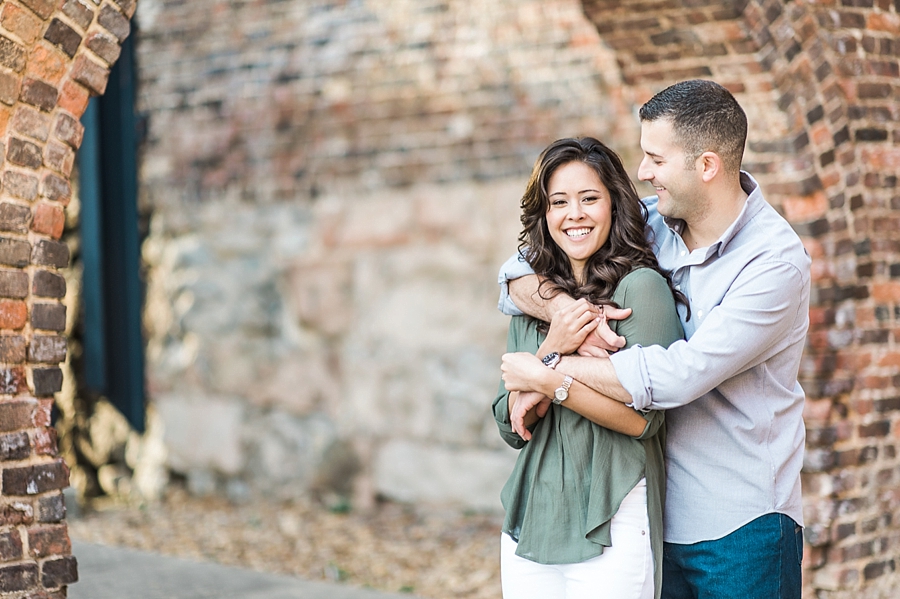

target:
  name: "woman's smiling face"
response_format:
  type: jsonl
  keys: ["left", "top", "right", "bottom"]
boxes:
{"left": 545, "top": 161, "right": 612, "bottom": 283}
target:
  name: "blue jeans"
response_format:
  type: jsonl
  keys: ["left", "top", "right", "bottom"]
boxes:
{"left": 661, "top": 513, "right": 803, "bottom": 599}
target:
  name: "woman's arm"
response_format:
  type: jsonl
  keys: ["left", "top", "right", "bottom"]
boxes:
{"left": 501, "top": 351, "right": 648, "bottom": 439}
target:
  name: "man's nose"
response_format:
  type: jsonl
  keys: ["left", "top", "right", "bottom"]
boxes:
{"left": 637, "top": 157, "right": 652, "bottom": 181}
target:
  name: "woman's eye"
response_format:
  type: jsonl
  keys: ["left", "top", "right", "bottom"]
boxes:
{"left": 551, "top": 199, "right": 567, "bottom": 206}
{"left": 582, "top": 196, "right": 598, "bottom": 203}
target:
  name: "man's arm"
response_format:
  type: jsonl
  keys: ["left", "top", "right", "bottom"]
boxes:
{"left": 608, "top": 260, "right": 809, "bottom": 411}
{"left": 555, "top": 356, "right": 632, "bottom": 403}
{"left": 508, "top": 275, "right": 573, "bottom": 323}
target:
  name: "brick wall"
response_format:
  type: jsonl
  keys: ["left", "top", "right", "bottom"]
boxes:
{"left": 579, "top": 0, "right": 900, "bottom": 596}
{"left": 133, "top": 0, "right": 628, "bottom": 511}
{"left": 0, "top": 1, "right": 134, "bottom": 597}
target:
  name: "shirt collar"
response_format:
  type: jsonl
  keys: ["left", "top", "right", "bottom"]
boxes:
{"left": 663, "top": 171, "right": 766, "bottom": 257}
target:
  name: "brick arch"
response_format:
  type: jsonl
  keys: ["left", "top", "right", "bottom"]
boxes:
{"left": 580, "top": 0, "right": 900, "bottom": 594}
{"left": 0, "top": 0, "right": 135, "bottom": 596}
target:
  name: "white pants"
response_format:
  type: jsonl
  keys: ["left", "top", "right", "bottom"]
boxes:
{"left": 500, "top": 478, "right": 654, "bottom": 599}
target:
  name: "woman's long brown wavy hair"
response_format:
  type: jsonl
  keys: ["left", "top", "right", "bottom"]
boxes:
{"left": 518, "top": 137, "right": 688, "bottom": 316}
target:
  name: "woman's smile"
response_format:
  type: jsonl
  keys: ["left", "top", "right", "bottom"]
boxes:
{"left": 546, "top": 161, "right": 612, "bottom": 281}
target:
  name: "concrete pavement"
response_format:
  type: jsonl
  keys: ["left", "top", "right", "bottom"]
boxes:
{"left": 70, "top": 541, "right": 420, "bottom": 599}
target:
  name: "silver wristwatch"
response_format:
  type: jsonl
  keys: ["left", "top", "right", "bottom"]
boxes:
{"left": 553, "top": 375, "right": 573, "bottom": 405}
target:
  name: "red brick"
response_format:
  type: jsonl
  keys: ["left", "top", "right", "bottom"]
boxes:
{"left": 1, "top": 460, "right": 70, "bottom": 495}
{"left": 32, "top": 204, "right": 66, "bottom": 239}
{"left": 26, "top": 43, "right": 68, "bottom": 86}
{"left": 0, "top": 300, "right": 28, "bottom": 329}
{"left": 12, "top": 105, "right": 51, "bottom": 141}
{"left": 0, "top": 366, "right": 27, "bottom": 394}
{"left": 19, "top": 77, "right": 59, "bottom": 112}
{"left": 52, "top": 113, "right": 84, "bottom": 149}
{"left": 0, "top": 528, "right": 24, "bottom": 561}
{"left": 19, "top": 0, "right": 58, "bottom": 20}
{"left": 57, "top": 80, "right": 89, "bottom": 117}
{"left": 0, "top": 335, "right": 27, "bottom": 363}
{"left": 872, "top": 282, "right": 900, "bottom": 303}
{"left": 114, "top": 0, "right": 137, "bottom": 19}
{"left": 0, "top": 34, "right": 27, "bottom": 72}
{"left": 0, "top": 70, "right": 21, "bottom": 105}
{"left": 40, "top": 174, "right": 72, "bottom": 205}
{"left": 0, "top": 430, "right": 30, "bottom": 459}
{"left": 31, "top": 240, "right": 69, "bottom": 268}
{"left": 33, "top": 398, "right": 52, "bottom": 427}
{"left": 867, "top": 12, "right": 900, "bottom": 34}
{"left": 98, "top": 3, "right": 130, "bottom": 41}
{"left": 62, "top": 0, "right": 95, "bottom": 30}
{"left": 31, "top": 425, "right": 58, "bottom": 455}
{"left": 0, "top": 501, "right": 33, "bottom": 525}
{"left": 41, "top": 555, "right": 78, "bottom": 588}
{"left": 0, "top": 3, "right": 43, "bottom": 45}
{"left": 26, "top": 525, "right": 70, "bottom": 558}
{"left": 0, "top": 398, "right": 36, "bottom": 431}
{"left": 32, "top": 367, "right": 63, "bottom": 396}
{"left": 85, "top": 30, "right": 121, "bottom": 65}
{"left": 28, "top": 335, "right": 67, "bottom": 363}
{"left": 44, "top": 18, "right": 82, "bottom": 58}
{"left": 71, "top": 54, "right": 110, "bottom": 96}
{"left": 2, "top": 170, "right": 40, "bottom": 201}
{"left": 7, "top": 137, "right": 43, "bottom": 168}
{"left": 43, "top": 141, "right": 75, "bottom": 176}
{"left": 0, "top": 562, "right": 38, "bottom": 593}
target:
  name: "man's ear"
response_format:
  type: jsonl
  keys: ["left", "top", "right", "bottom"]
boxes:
{"left": 698, "top": 152, "right": 721, "bottom": 182}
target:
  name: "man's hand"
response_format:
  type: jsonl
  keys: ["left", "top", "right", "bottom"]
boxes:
{"left": 576, "top": 306, "right": 632, "bottom": 357}
{"left": 510, "top": 391, "right": 551, "bottom": 441}
{"left": 500, "top": 351, "right": 548, "bottom": 393}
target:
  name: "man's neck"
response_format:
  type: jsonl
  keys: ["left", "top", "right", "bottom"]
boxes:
{"left": 682, "top": 180, "right": 748, "bottom": 250}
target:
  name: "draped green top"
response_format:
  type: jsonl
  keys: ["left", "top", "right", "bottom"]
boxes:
{"left": 492, "top": 267, "right": 683, "bottom": 598}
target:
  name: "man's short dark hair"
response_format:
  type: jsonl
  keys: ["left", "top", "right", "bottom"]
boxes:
{"left": 639, "top": 79, "right": 748, "bottom": 174}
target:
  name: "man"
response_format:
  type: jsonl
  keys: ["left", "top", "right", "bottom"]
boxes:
{"left": 498, "top": 79, "right": 810, "bottom": 598}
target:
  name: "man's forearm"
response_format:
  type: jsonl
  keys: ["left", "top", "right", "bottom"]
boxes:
{"left": 557, "top": 355, "right": 633, "bottom": 403}
{"left": 508, "top": 275, "right": 573, "bottom": 321}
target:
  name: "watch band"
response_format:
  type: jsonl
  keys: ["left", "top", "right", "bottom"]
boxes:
{"left": 553, "top": 374, "right": 573, "bottom": 405}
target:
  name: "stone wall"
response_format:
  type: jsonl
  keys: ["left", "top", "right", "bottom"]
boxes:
{"left": 135, "top": 0, "right": 628, "bottom": 511}
{"left": 0, "top": 1, "right": 135, "bottom": 597}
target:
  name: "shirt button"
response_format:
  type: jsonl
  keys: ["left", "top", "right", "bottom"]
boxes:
{"left": 680, "top": 250, "right": 686, "bottom": 257}
{"left": 698, "top": 310, "right": 704, "bottom": 318}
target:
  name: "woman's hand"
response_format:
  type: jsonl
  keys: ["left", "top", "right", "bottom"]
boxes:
{"left": 510, "top": 391, "right": 551, "bottom": 441}
{"left": 540, "top": 298, "right": 601, "bottom": 356}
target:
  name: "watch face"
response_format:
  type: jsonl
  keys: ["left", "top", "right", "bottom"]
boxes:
{"left": 554, "top": 387, "right": 567, "bottom": 402}
{"left": 542, "top": 352, "right": 560, "bottom": 369}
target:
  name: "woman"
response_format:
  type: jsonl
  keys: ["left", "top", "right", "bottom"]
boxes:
{"left": 493, "top": 137, "right": 684, "bottom": 599}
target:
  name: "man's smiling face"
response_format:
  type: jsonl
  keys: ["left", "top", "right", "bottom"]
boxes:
{"left": 637, "top": 118, "right": 706, "bottom": 224}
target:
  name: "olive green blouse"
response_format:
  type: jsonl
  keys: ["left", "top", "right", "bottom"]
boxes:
{"left": 492, "top": 268, "right": 683, "bottom": 598}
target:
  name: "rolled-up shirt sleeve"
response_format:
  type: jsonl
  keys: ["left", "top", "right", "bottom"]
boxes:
{"left": 609, "top": 259, "right": 808, "bottom": 411}
{"left": 497, "top": 252, "right": 535, "bottom": 316}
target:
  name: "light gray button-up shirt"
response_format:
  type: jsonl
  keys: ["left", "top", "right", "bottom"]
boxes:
{"left": 497, "top": 172, "right": 810, "bottom": 544}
